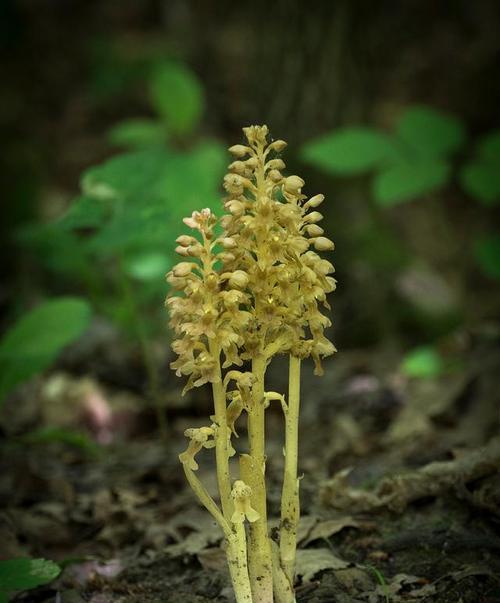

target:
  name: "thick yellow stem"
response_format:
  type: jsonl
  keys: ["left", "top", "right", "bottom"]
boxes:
{"left": 280, "top": 355, "right": 301, "bottom": 587}
{"left": 210, "top": 342, "right": 233, "bottom": 520}
{"left": 244, "top": 354, "right": 273, "bottom": 602}
{"left": 226, "top": 525, "right": 254, "bottom": 603}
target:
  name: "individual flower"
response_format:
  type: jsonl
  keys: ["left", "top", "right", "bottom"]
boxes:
{"left": 230, "top": 480, "right": 260, "bottom": 524}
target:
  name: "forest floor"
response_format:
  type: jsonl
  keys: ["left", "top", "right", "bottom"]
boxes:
{"left": 1, "top": 328, "right": 500, "bottom": 603}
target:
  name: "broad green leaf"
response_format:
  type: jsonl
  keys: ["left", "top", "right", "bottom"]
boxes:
{"left": 474, "top": 235, "right": 500, "bottom": 279}
{"left": 81, "top": 148, "right": 171, "bottom": 203}
{"left": 460, "top": 161, "right": 500, "bottom": 206}
{"left": 80, "top": 141, "right": 224, "bottom": 257}
{"left": 0, "top": 298, "right": 91, "bottom": 402}
{"left": 373, "top": 160, "right": 450, "bottom": 206}
{"left": 397, "top": 106, "right": 465, "bottom": 157}
{"left": 149, "top": 61, "right": 204, "bottom": 136}
{"left": 477, "top": 129, "right": 500, "bottom": 163}
{"left": 162, "top": 140, "right": 226, "bottom": 218}
{"left": 125, "top": 252, "right": 171, "bottom": 281}
{"left": 58, "top": 195, "right": 106, "bottom": 229}
{"left": 301, "top": 128, "right": 398, "bottom": 174}
{"left": 401, "top": 346, "right": 444, "bottom": 378}
{"left": 107, "top": 118, "right": 167, "bottom": 149}
{"left": 0, "top": 558, "right": 61, "bottom": 592}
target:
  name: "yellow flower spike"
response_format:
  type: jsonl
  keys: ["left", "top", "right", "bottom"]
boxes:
{"left": 167, "top": 125, "right": 336, "bottom": 603}
{"left": 231, "top": 481, "right": 260, "bottom": 524}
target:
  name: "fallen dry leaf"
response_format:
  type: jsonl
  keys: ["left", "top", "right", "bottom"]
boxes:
{"left": 302, "top": 516, "right": 362, "bottom": 546}
{"left": 295, "top": 548, "right": 350, "bottom": 582}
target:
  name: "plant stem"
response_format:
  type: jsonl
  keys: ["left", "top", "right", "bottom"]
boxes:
{"left": 245, "top": 354, "right": 273, "bottom": 603}
{"left": 181, "top": 463, "right": 231, "bottom": 538}
{"left": 227, "top": 524, "right": 254, "bottom": 603}
{"left": 280, "top": 355, "right": 301, "bottom": 587}
{"left": 210, "top": 341, "right": 233, "bottom": 520}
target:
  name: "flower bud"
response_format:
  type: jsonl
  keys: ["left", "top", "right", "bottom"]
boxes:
{"left": 175, "top": 245, "right": 190, "bottom": 256}
{"left": 228, "top": 144, "right": 251, "bottom": 157}
{"left": 266, "top": 159, "right": 285, "bottom": 171}
{"left": 221, "top": 237, "right": 237, "bottom": 249}
{"left": 305, "top": 194, "right": 325, "bottom": 209}
{"left": 219, "top": 252, "right": 236, "bottom": 263}
{"left": 224, "top": 174, "right": 244, "bottom": 194}
{"left": 245, "top": 157, "right": 258, "bottom": 168}
{"left": 313, "top": 237, "right": 335, "bottom": 251}
{"left": 173, "top": 262, "right": 195, "bottom": 277}
{"left": 316, "top": 259, "right": 335, "bottom": 275}
{"left": 176, "top": 235, "right": 197, "bottom": 247}
{"left": 306, "top": 224, "right": 324, "bottom": 237}
{"left": 326, "top": 276, "right": 337, "bottom": 291}
{"left": 228, "top": 270, "right": 249, "bottom": 289}
{"left": 228, "top": 160, "right": 247, "bottom": 174}
{"left": 305, "top": 211, "right": 323, "bottom": 223}
{"left": 225, "top": 200, "right": 245, "bottom": 216}
{"left": 268, "top": 169, "right": 283, "bottom": 182}
{"left": 268, "top": 139, "right": 287, "bottom": 152}
{"left": 187, "top": 245, "right": 202, "bottom": 257}
{"left": 284, "top": 175, "right": 305, "bottom": 193}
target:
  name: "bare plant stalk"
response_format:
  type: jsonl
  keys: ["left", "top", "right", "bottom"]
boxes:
{"left": 245, "top": 355, "right": 274, "bottom": 602}
{"left": 210, "top": 343, "right": 233, "bottom": 520}
{"left": 280, "top": 355, "right": 301, "bottom": 586}
{"left": 226, "top": 524, "right": 254, "bottom": 603}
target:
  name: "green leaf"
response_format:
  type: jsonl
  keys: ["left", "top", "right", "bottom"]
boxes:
{"left": 107, "top": 118, "right": 167, "bottom": 149}
{"left": 474, "top": 235, "right": 500, "bottom": 279}
{"left": 0, "top": 558, "right": 61, "bottom": 592}
{"left": 0, "top": 298, "right": 91, "bottom": 402}
{"left": 460, "top": 161, "right": 500, "bottom": 206}
{"left": 397, "top": 106, "right": 465, "bottom": 157}
{"left": 476, "top": 129, "right": 500, "bottom": 163}
{"left": 301, "top": 128, "right": 398, "bottom": 174}
{"left": 149, "top": 61, "right": 204, "bottom": 136}
{"left": 57, "top": 195, "right": 107, "bottom": 229}
{"left": 401, "top": 346, "right": 444, "bottom": 378}
{"left": 81, "top": 148, "right": 171, "bottom": 203}
{"left": 125, "top": 252, "right": 171, "bottom": 281}
{"left": 373, "top": 160, "right": 450, "bottom": 206}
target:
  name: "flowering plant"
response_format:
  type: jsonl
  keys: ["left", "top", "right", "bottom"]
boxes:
{"left": 167, "top": 125, "right": 335, "bottom": 603}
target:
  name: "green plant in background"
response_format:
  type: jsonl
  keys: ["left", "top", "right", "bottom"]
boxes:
{"left": 301, "top": 106, "right": 465, "bottom": 206}
{"left": 301, "top": 106, "right": 500, "bottom": 283}
{"left": 0, "top": 558, "right": 61, "bottom": 603}
{"left": 301, "top": 106, "right": 500, "bottom": 370}
{"left": 0, "top": 298, "right": 91, "bottom": 405}
{"left": 15, "top": 60, "right": 226, "bottom": 434}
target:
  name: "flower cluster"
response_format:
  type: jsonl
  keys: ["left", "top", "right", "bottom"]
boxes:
{"left": 166, "top": 209, "right": 252, "bottom": 392}
{"left": 166, "top": 124, "right": 336, "bottom": 391}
